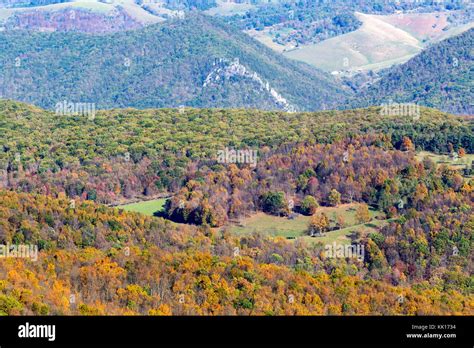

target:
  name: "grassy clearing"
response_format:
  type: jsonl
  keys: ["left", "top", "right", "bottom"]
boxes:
{"left": 117, "top": 198, "right": 167, "bottom": 216}
{"left": 281, "top": 12, "right": 471, "bottom": 73}
{"left": 283, "top": 12, "right": 422, "bottom": 72}
{"left": 416, "top": 151, "right": 473, "bottom": 178}
{"left": 299, "top": 218, "right": 391, "bottom": 245}
{"left": 230, "top": 203, "right": 387, "bottom": 245}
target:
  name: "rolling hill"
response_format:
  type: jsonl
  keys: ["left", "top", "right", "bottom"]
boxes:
{"left": 0, "top": 0, "right": 165, "bottom": 33}
{"left": 0, "top": 14, "right": 350, "bottom": 111}
{"left": 352, "top": 28, "right": 473, "bottom": 115}
{"left": 1, "top": 99, "right": 472, "bottom": 204}
{"left": 0, "top": 100, "right": 472, "bottom": 316}
{"left": 283, "top": 11, "right": 473, "bottom": 73}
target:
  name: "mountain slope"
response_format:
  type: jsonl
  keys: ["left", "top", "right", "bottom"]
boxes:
{"left": 0, "top": 0, "right": 166, "bottom": 33}
{"left": 0, "top": 188, "right": 472, "bottom": 315}
{"left": 353, "top": 28, "right": 473, "bottom": 114}
{"left": 0, "top": 101, "right": 472, "bottom": 315}
{"left": 0, "top": 14, "right": 350, "bottom": 111}
{"left": 283, "top": 12, "right": 473, "bottom": 73}
{"left": 284, "top": 12, "right": 423, "bottom": 73}
{"left": 1, "top": 99, "right": 472, "bottom": 204}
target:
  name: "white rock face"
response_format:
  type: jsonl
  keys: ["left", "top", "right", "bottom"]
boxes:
{"left": 203, "top": 58, "right": 297, "bottom": 112}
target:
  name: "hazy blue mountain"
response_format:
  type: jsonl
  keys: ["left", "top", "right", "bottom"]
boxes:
{"left": 352, "top": 29, "right": 473, "bottom": 115}
{"left": 0, "top": 14, "right": 350, "bottom": 111}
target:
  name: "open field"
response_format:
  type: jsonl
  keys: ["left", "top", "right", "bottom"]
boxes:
{"left": 380, "top": 12, "right": 449, "bottom": 42}
{"left": 277, "top": 12, "right": 473, "bottom": 73}
{"left": 284, "top": 12, "right": 423, "bottom": 73}
{"left": 244, "top": 28, "right": 291, "bottom": 53}
{"left": 381, "top": 12, "right": 474, "bottom": 43}
{"left": 416, "top": 151, "right": 474, "bottom": 178}
{"left": 230, "top": 203, "right": 388, "bottom": 245}
{"left": 298, "top": 218, "right": 391, "bottom": 245}
{"left": 117, "top": 198, "right": 167, "bottom": 216}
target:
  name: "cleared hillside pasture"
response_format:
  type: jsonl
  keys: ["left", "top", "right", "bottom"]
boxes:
{"left": 284, "top": 12, "right": 423, "bottom": 73}
{"left": 283, "top": 12, "right": 472, "bottom": 73}
{"left": 229, "top": 203, "right": 386, "bottom": 245}
{"left": 416, "top": 151, "right": 474, "bottom": 178}
{"left": 351, "top": 28, "right": 474, "bottom": 115}
{"left": 117, "top": 198, "right": 167, "bottom": 216}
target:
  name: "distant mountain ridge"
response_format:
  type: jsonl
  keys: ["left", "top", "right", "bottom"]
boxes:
{"left": 352, "top": 28, "right": 473, "bottom": 115}
{"left": 0, "top": 14, "right": 350, "bottom": 111}
{"left": 0, "top": 12, "right": 471, "bottom": 114}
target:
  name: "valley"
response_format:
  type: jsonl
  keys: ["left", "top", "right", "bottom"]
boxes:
{"left": 0, "top": 0, "right": 472, "bottom": 114}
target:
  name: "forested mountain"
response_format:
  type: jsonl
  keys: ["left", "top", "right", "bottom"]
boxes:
{"left": 0, "top": 0, "right": 472, "bottom": 320}
{"left": 0, "top": 7, "right": 472, "bottom": 113}
{"left": 0, "top": 14, "right": 349, "bottom": 111}
{"left": 352, "top": 29, "right": 474, "bottom": 115}
{"left": 0, "top": 101, "right": 472, "bottom": 315}
{"left": 0, "top": 0, "right": 66, "bottom": 7}
{"left": 0, "top": 186, "right": 471, "bottom": 315}
{"left": 227, "top": 0, "right": 472, "bottom": 46}
{"left": 1, "top": 100, "right": 472, "bottom": 205}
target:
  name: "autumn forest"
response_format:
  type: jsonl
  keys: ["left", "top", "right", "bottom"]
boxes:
{"left": 0, "top": 100, "right": 472, "bottom": 315}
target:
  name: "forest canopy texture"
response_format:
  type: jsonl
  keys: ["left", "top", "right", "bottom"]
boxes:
{"left": 0, "top": 101, "right": 472, "bottom": 315}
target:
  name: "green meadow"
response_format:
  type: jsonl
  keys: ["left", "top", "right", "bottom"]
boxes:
{"left": 117, "top": 198, "right": 167, "bottom": 216}
{"left": 230, "top": 204, "right": 388, "bottom": 245}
